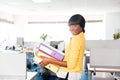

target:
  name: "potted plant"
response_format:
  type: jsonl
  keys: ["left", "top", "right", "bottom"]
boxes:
{"left": 40, "top": 33, "right": 48, "bottom": 41}
{"left": 113, "top": 32, "right": 120, "bottom": 40}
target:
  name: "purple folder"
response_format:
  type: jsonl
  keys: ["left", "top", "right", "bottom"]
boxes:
{"left": 38, "top": 42, "right": 64, "bottom": 61}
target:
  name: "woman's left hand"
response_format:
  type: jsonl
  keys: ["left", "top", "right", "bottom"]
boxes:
{"left": 39, "top": 56, "right": 50, "bottom": 67}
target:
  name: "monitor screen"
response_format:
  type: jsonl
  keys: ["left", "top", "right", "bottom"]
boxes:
{"left": 50, "top": 41, "right": 65, "bottom": 52}
{"left": 16, "top": 37, "right": 24, "bottom": 47}
{"left": 50, "top": 41, "right": 59, "bottom": 49}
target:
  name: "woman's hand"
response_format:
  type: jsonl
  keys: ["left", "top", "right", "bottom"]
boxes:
{"left": 39, "top": 56, "right": 50, "bottom": 67}
{"left": 39, "top": 55, "right": 67, "bottom": 67}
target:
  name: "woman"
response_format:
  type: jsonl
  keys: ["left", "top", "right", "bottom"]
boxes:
{"left": 39, "top": 14, "right": 86, "bottom": 80}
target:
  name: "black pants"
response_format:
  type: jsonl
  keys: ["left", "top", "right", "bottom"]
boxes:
{"left": 56, "top": 72, "right": 69, "bottom": 80}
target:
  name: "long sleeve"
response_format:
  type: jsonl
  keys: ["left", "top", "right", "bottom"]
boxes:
{"left": 61, "top": 32, "right": 85, "bottom": 73}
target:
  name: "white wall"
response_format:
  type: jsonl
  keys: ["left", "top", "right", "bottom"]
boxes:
{"left": 27, "top": 15, "right": 70, "bottom": 22}
{"left": 0, "top": 12, "right": 14, "bottom": 23}
{"left": 14, "top": 15, "right": 27, "bottom": 37}
{"left": 0, "top": 13, "right": 105, "bottom": 43}
{"left": 27, "top": 14, "right": 103, "bottom": 22}
{"left": 104, "top": 12, "right": 120, "bottom": 40}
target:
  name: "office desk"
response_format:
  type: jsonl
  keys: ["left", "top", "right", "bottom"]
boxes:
{"left": 87, "top": 64, "right": 120, "bottom": 80}
{"left": 88, "top": 64, "right": 120, "bottom": 72}
{"left": 26, "top": 72, "right": 37, "bottom": 80}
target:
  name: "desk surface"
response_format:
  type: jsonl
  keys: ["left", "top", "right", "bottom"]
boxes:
{"left": 26, "top": 72, "right": 37, "bottom": 80}
{"left": 87, "top": 64, "right": 120, "bottom": 72}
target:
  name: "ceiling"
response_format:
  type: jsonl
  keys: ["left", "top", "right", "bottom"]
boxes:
{"left": 0, "top": 0, "right": 120, "bottom": 16}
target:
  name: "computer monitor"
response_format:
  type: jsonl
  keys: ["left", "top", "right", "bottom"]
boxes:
{"left": 0, "top": 51, "right": 26, "bottom": 80}
{"left": 16, "top": 37, "right": 24, "bottom": 47}
{"left": 50, "top": 41, "right": 59, "bottom": 49}
{"left": 50, "top": 41, "right": 65, "bottom": 52}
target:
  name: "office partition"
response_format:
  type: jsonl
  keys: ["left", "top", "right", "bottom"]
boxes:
{"left": 0, "top": 51, "right": 26, "bottom": 80}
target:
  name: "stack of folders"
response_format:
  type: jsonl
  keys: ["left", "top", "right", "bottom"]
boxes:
{"left": 38, "top": 42, "right": 64, "bottom": 61}
{"left": 34, "top": 42, "right": 64, "bottom": 73}
{"left": 34, "top": 50, "right": 60, "bottom": 73}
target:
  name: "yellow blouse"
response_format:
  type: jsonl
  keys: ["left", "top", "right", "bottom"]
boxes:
{"left": 61, "top": 32, "right": 85, "bottom": 73}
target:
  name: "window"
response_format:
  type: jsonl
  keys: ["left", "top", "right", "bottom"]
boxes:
{"left": 0, "top": 23, "right": 16, "bottom": 46}
{"left": 24, "top": 23, "right": 72, "bottom": 42}
{"left": 85, "top": 22, "right": 105, "bottom": 40}
{"left": 0, "top": 21, "right": 105, "bottom": 46}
